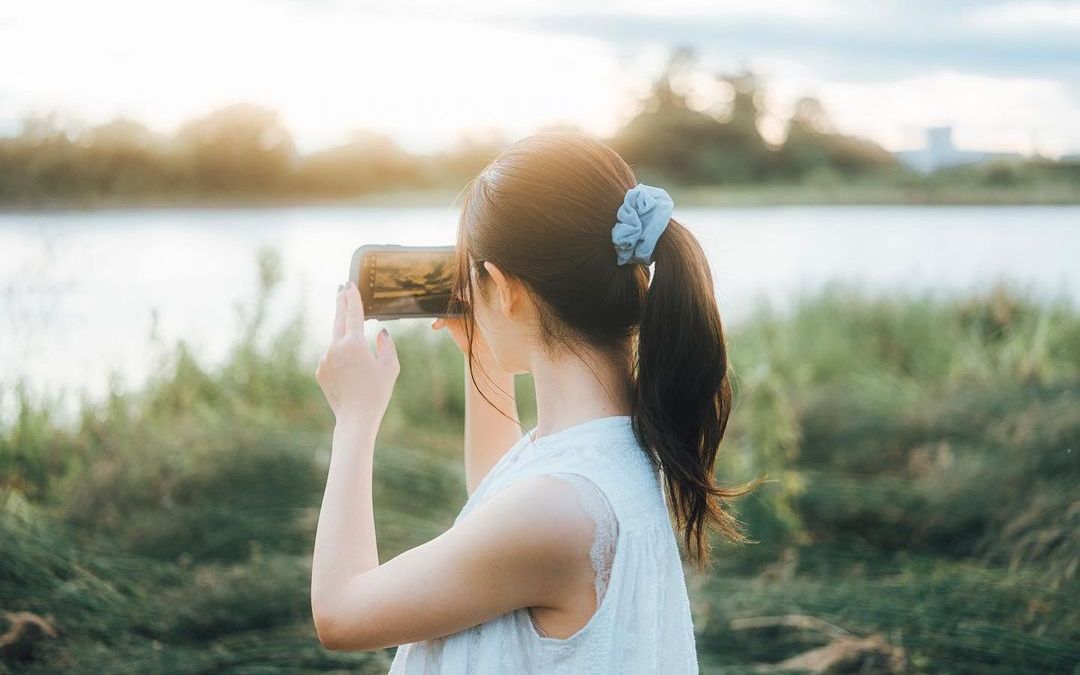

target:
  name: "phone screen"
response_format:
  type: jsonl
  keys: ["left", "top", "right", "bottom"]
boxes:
{"left": 364, "top": 249, "right": 457, "bottom": 318}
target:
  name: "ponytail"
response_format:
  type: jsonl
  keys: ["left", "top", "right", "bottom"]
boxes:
{"left": 633, "top": 220, "right": 763, "bottom": 570}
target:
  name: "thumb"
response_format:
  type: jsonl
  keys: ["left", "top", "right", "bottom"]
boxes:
{"left": 376, "top": 327, "right": 399, "bottom": 368}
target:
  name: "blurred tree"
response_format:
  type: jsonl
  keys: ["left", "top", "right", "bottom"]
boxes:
{"left": 430, "top": 128, "right": 507, "bottom": 185}
{"left": 175, "top": 103, "right": 298, "bottom": 193}
{"left": 611, "top": 47, "right": 773, "bottom": 184}
{"left": 298, "top": 131, "right": 424, "bottom": 195}
{"left": 778, "top": 96, "right": 896, "bottom": 179}
{"left": 0, "top": 113, "right": 79, "bottom": 203}
{"left": 698, "top": 70, "right": 773, "bottom": 182}
{"left": 77, "top": 118, "right": 173, "bottom": 196}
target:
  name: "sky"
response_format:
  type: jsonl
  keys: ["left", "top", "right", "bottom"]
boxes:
{"left": 1, "top": 0, "right": 1079, "bottom": 157}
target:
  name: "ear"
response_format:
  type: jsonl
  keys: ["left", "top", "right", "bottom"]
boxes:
{"left": 483, "top": 261, "right": 519, "bottom": 316}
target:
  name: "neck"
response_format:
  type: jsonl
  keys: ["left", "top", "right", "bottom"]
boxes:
{"left": 529, "top": 342, "right": 634, "bottom": 439}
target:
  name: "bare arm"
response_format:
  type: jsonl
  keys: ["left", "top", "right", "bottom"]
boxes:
{"left": 311, "top": 422, "right": 379, "bottom": 616}
{"left": 311, "top": 283, "right": 397, "bottom": 617}
{"left": 312, "top": 470, "right": 595, "bottom": 651}
{"left": 432, "top": 317, "right": 522, "bottom": 496}
{"left": 311, "top": 283, "right": 593, "bottom": 650}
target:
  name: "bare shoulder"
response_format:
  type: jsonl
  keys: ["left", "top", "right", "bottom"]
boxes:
{"left": 460, "top": 473, "right": 600, "bottom": 573}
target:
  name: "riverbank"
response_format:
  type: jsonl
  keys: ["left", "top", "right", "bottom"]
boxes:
{"left": 2, "top": 180, "right": 1079, "bottom": 212}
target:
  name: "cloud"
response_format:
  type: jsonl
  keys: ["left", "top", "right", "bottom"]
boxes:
{"left": 501, "top": 6, "right": 1080, "bottom": 82}
{"left": 821, "top": 71, "right": 1080, "bottom": 153}
{"left": 968, "top": 1, "right": 1080, "bottom": 30}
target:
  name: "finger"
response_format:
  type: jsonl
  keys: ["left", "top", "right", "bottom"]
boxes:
{"left": 376, "top": 327, "right": 399, "bottom": 369}
{"left": 431, "top": 317, "right": 445, "bottom": 330}
{"left": 345, "top": 280, "right": 366, "bottom": 337}
{"left": 332, "top": 284, "right": 347, "bottom": 341}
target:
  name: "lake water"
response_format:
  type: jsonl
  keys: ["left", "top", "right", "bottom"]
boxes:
{"left": 2, "top": 204, "right": 1077, "bottom": 413}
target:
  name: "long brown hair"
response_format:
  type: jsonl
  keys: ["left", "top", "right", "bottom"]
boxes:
{"left": 449, "top": 131, "right": 763, "bottom": 569}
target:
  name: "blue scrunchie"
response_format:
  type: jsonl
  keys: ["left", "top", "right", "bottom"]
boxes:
{"left": 611, "top": 182, "right": 674, "bottom": 265}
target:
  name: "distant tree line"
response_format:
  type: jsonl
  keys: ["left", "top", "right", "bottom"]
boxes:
{"left": 1, "top": 48, "right": 1074, "bottom": 207}
{"left": 609, "top": 48, "right": 897, "bottom": 185}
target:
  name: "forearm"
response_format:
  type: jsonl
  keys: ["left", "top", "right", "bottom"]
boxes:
{"left": 464, "top": 363, "right": 521, "bottom": 496}
{"left": 311, "top": 423, "right": 380, "bottom": 610}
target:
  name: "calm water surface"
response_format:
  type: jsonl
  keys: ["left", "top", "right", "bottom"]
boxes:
{"left": 2, "top": 204, "right": 1077, "bottom": 411}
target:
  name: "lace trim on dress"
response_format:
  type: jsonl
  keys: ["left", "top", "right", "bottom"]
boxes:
{"left": 529, "top": 472, "right": 619, "bottom": 639}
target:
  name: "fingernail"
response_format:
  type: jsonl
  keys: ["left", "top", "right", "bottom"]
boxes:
{"left": 379, "top": 327, "right": 389, "bottom": 338}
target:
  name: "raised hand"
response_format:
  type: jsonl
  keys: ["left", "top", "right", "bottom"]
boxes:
{"left": 315, "top": 281, "right": 400, "bottom": 432}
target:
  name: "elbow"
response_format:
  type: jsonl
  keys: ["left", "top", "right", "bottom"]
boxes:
{"left": 313, "top": 613, "right": 345, "bottom": 651}
{"left": 311, "top": 601, "right": 381, "bottom": 652}
{"left": 312, "top": 602, "right": 354, "bottom": 651}
{"left": 317, "top": 631, "right": 353, "bottom": 652}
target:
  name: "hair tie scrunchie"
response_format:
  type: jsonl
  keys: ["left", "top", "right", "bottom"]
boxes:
{"left": 611, "top": 182, "right": 674, "bottom": 266}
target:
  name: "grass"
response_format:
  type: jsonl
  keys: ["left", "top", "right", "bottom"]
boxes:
{"left": 1, "top": 252, "right": 1078, "bottom": 673}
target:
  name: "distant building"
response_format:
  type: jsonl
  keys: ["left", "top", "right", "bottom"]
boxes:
{"left": 895, "top": 127, "right": 1023, "bottom": 173}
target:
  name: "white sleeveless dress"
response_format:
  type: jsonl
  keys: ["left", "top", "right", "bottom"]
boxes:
{"left": 387, "top": 415, "right": 700, "bottom": 674}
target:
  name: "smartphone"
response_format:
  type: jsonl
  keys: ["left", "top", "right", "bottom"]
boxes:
{"left": 348, "top": 244, "right": 462, "bottom": 320}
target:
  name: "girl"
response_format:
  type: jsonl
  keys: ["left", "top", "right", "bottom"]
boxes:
{"left": 311, "top": 131, "right": 761, "bottom": 673}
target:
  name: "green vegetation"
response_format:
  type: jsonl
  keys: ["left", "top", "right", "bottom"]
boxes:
{"left": 3, "top": 48, "right": 1078, "bottom": 209}
{"left": 2, "top": 252, "right": 1078, "bottom": 673}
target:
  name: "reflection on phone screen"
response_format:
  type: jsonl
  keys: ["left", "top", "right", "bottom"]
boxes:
{"left": 368, "top": 251, "right": 454, "bottom": 316}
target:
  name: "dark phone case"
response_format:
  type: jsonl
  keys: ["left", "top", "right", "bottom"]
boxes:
{"left": 348, "top": 244, "right": 462, "bottom": 320}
